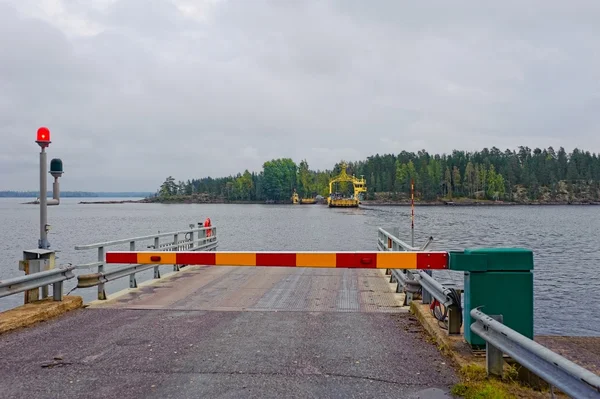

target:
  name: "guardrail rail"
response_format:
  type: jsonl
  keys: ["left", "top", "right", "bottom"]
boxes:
{"left": 471, "top": 308, "right": 600, "bottom": 398}
{"left": 0, "top": 266, "right": 75, "bottom": 301}
{"left": 378, "top": 228, "right": 462, "bottom": 332}
{"left": 75, "top": 224, "right": 218, "bottom": 300}
{"left": 380, "top": 227, "right": 600, "bottom": 398}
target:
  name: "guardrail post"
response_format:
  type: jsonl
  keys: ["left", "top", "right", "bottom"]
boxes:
{"left": 129, "top": 274, "right": 137, "bottom": 288}
{"left": 394, "top": 272, "right": 402, "bottom": 293}
{"left": 421, "top": 270, "right": 432, "bottom": 304}
{"left": 486, "top": 315, "right": 504, "bottom": 377}
{"left": 53, "top": 280, "right": 63, "bottom": 301}
{"left": 448, "top": 303, "right": 462, "bottom": 335}
{"left": 97, "top": 246, "right": 106, "bottom": 300}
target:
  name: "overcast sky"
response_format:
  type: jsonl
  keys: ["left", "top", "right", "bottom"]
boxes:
{"left": 1, "top": 0, "right": 599, "bottom": 192}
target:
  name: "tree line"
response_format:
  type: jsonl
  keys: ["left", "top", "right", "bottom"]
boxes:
{"left": 156, "top": 146, "right": 600, "bottom": 202}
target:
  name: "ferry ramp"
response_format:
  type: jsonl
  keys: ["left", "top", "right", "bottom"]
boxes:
{"left": 0, "top": 266, "right": 457, "bottom": 399}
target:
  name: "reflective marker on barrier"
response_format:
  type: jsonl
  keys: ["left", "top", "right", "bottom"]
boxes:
{"left": 104, "top": 251, "right": 449, "bottom": 269}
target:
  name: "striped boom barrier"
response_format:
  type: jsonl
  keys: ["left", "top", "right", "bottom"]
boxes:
{"left": 104, "top": 251, "right": 448, "bottom": 269}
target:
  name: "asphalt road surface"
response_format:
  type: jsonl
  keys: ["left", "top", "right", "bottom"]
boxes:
{"left": 0, "top": 266, "right": 457, "bottom": 398}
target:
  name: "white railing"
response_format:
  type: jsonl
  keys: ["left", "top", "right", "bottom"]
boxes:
{"left": 74, "top": 225, "right": 217, "bottom": 300}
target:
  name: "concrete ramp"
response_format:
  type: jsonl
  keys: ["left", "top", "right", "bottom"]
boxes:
{"left": 0, "top": 266, "right": 457, "bottom": 399}
{"left": 90, "top": 266, "right": 408, "bottom": 313}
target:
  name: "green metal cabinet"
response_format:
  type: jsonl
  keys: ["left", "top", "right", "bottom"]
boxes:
{"left": 450, "top": 248, "right": 534, "bottom": 348}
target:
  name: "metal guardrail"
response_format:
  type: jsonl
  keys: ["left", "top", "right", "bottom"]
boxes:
{"left": 415, "top": 270, "right": 462, "bottom": 334}
{"left": 75, "top": 225, "right": 218, "bottom": 300}
{"left": 378, "top": 228, "right": 462, "bottom": 333}
{"left": 0, "top": 266, "right": 75, "bottom": 301}
{"left": 471, "top": 309, "right": 600, "bottom": 398}
{"left": 380, "top": 228, "right": 600, "bottom": 396}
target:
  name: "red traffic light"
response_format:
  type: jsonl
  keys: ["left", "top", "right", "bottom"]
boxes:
{"left": 36, "top": 127, "right": 51, "bottom": 147}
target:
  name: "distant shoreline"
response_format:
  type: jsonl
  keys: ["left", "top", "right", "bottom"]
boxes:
{"left": 53, "top": 198, "right": 600, "bottom": 206}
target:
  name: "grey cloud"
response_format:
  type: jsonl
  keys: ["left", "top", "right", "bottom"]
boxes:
{"left": 1, "top": 0, "right": 599, "bottom": 191}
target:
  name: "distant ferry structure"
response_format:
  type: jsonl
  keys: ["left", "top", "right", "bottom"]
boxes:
{"left": 327, "top": 163, "right": 367, "bottom": 208}
{"left": 291, "top": 189, "right": 317, "bottom": 204}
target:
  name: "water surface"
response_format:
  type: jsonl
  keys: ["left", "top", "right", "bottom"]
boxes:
{"left": 0, "top": 198, "right": 598, "bottom": 336}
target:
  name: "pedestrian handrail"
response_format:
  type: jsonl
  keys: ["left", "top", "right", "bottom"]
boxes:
{"left": 471, "top": 308, "right": 600, "bottom": 398}
{"left": 378, "top": 228, "right": 434, "bottom": 252}
{"left": 74, "top": 224, "right": 218, "bottom": 300}
{"left": 378, "top": 228, "right": 418, "bottom": 251}
{"left": 0, "top": 266, "right": 75, "bottom": 301}
{"left": 74, "top": 226, "right": 214, "bottom": 250}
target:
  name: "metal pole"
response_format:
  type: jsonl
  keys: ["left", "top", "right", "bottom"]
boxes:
{"left": 410, "top": 179, "right": 414, "bottom": 248}
{"left": 39, "top": 148, "right": 49, "bottom": 249}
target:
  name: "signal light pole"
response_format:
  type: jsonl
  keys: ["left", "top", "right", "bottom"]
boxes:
{"left": 35, "top": 127, "right": 63, "bottom": 249}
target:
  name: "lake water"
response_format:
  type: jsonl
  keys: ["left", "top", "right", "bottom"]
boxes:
{"left": 1, "top": 198, "right": 598, "bottom": 336}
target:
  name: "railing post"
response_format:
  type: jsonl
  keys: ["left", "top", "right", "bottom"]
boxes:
{"left": 173, "top": 233, "right": 180, "bottom": 271}
{"left": 394, "top": 271, "right": 403, "bottom": 293}
{"left": 448, "top": 304, "right": 462, "bottom": 335}
{"left": 189, "top": 230, "right": 195, "bottom": 250}
{"left": 97, "top": 246, "right": 106, "bottom": 300}
{"left": 421, "top": 270, "right": 432, "bottom": 304}
{"left": 486, "top": 315, "right": 504, "bottom": 377}
{"left": 53, "top": 281, "right": 63, "bottom": 301}
{"left": 129, "top": 273, "right": 137, "bottom": 288}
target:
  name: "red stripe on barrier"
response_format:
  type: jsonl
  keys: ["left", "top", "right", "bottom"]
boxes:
{"left": 106, "top": 252, "right": 138, "bottom": 264}
{"left": 416, "top": 252, "right": 448, "bottom": 269}
{"left": 256, "top": 253, "right": 296, "bottom": 267}
{"left": 335, "top": 253, "right": 377, "bottom": 268}
{"left": 176, "top": 252, "right": 216, "bottom": 265}
{"left": 336, "top": 253, "right": 355, "bottom": 268}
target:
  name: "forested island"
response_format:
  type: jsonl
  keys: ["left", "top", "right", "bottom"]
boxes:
{"left": 148, "top": 146, "right": 600, "bottom": 205}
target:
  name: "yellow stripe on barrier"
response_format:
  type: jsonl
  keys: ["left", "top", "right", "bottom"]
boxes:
{"left": 376, "top": 252, "right": 417, "bottom": 269}
{"left": 216, "top": 252, "right": 256, "bottom": 266}
{"left": 296, "top": 253, "right": 336, "bottom": 268}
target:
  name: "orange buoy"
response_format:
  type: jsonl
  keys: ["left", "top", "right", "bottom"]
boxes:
{"left": 204, "top": 217, "right": 212, "bottom": 237}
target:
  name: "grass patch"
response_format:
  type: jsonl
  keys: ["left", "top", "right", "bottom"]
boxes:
{"left": 451, "top": 364, "right": 549, "bottom": 399}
